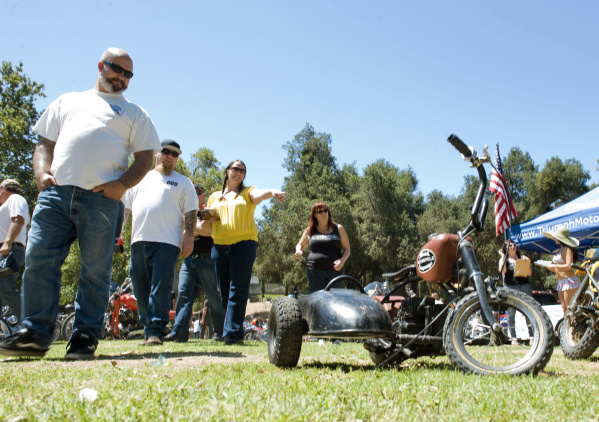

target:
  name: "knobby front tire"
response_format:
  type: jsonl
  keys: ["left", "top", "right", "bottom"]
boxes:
{"left": 560, "top": 277, "right": 599, "bottom": 359}
{"left": 267, "top": 297, "right": 303, "bottom": 368}
{"left": 444, "top": 288, "right": 554, "bottom": 375}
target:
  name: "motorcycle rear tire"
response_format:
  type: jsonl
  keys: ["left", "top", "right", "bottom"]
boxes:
{"left": 560, "top": 279, "right": 599, "bottom": 359}
{"left": 267, "top": 296, "right": 303, "bottom": 368}
{"left": 61, "top": 313, "right": 75, "bottom": 341}
{"left": 444, "top": 288, "right": 554, "bottom": 375}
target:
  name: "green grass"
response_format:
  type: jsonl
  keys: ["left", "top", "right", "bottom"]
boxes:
{"left": 1, "top": 340, "right": 598, "bottom": 421}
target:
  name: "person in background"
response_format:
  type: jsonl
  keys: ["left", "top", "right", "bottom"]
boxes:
{"left": 499, "top": 240, "right": 533, "bottom": 346}
{"left": 294, "top": 202, "right": 351, "bottom": 293}
{"left": 205, "top": 160, "right": 285, "bottom": 345}
{"left": 122, "top": 140, "right": 198, "bottom": 346}
{"left": 0, "top": 179, "right": 30, "bottom": 324}
{"left": 537, "top": 227, "right": 580, "bottom": 314}
{"left": 200, "top": 299, "right": 211, "bottom": 339}
{"left": 193, "top": 318, "right": 201, "bottom": 339}
{"left": 165, "top": 184, "right": 225, "bottom": 343}
{"left": 0, "top": 47, "right": 159, "bottom": 360}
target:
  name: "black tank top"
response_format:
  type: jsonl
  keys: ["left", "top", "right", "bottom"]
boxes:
{"left": 192, "top": 235, "right": 213, "bottom": 256}
{"left": 307, "top": 225, "right": 342, "bottom": 271}
{"left": 503, "top": 267, "right": 529, "bottom": 286}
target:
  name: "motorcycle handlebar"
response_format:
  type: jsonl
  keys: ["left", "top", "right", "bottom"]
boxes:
{"left": 448, "top": 134, "right": 488, "bottom": 232}
{"left": 447, "top": 134, "right": 472, "bottom": 158}
{"left": 479, "top": 197, "right": 489, "bottom": 228}
{"left": 571, "top": 263, "right": 586, "bottom": 272}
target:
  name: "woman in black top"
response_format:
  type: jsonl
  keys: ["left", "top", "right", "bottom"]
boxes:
{"left": 498, "top": 240, "right": 533, "bottom": 345}
{"left": 295, "top": 202, "right": 350, "bottom": 293}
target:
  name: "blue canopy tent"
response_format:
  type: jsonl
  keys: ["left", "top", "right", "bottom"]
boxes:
{"left": 510, "top": 187, "right": 599, "bottom": 254}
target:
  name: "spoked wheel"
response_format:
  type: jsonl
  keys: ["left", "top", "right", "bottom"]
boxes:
{"left": 0, "top": 318, "right": 11, "bottom": 340}
{"left": 61, "top": 313, "right": 75, "bottom": 341}
{"left": 560, "top": 281, "right": 599, "bottom": 359}
{"left": 244, "top": 329, "right": 264, "bottom": 342}
{"left": 52, "top": 320, "right": 63, "bottom": 342}
{"left": 444, "top": 288, "right": 554, "bottom": 375}
{"left": 267, "top": 297, "right": 303, "bottom": 368}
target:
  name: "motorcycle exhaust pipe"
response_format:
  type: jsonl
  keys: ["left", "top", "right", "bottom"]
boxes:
{"left": 395, "top": 334, "right": 443, "bottom": 345}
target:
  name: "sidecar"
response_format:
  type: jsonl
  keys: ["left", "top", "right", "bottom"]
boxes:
{"left": 267, "top": 275, "right": 395, "bottom": 368}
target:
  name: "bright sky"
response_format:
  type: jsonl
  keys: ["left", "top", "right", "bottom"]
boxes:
{"left": 3, "top": 1, "right": 598, "bottom": 216}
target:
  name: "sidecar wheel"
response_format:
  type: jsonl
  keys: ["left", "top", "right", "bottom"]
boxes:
{"left": 560, "top": 282, "right": 599, "bottom": 359}
{"left": 268, "top": 297, "right": 303, "bottom": 368}
{"left": 444, "top": 288, "right": 554, "bottom": 375}
{"left": 61, "top": 313, "right": 76, "bottom": 341}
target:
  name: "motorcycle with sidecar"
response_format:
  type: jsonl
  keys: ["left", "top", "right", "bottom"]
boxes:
{"left": 267, "top": 135, "right": 554, "bottom": 375}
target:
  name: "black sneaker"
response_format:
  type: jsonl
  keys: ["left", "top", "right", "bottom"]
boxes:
{"left": 0, "top": 329, "right": 48, "bottom": 357}
{"left": 65, "top": 332, "right": 98, "bottom": 360}
{"left": 212, "top": 333, "right": 224, "bottom": 342}
{"left": 163, "top": 333, "right": 176, "bottom": 342}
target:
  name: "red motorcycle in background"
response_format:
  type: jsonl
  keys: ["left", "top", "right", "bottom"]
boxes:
{"left": 103, "top": 278, "right": 143, "bottom": 340}
{"left": 244, "top": 317, "right": 267, "bottom": 342}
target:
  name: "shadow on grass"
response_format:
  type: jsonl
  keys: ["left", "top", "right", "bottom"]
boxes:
{"left": 300, "top": 359, "right": 454, "bottom": 372}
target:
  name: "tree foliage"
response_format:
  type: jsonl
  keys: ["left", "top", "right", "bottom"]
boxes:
{"left": 0, "top": 61, "right": 45, "bottom": 208}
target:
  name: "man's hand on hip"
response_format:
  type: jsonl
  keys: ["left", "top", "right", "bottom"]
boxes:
{"left": 0, "top": 243, "right": 11, "bottom": 257}
{"left": 93, "top": 180, "right": 127, "bottom": 201}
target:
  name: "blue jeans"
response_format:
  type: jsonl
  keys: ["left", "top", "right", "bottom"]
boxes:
{"left": 506, "top": 283, "right": 534, "bottom": 338}
{"left": 212, "top": 240, "right": 258, "bottom": 342}
{"left": 129, "top": 241, "right": 180, "bottom": 339}
{"left": 0, "top": 242, "right": 25, "bottom": 322}
{"left": 21, "top": 185, "right": 121, "bottom": 347}
{"left": 170, "top": 254, "right": 225, "bottom": 342}
{"left": 307, "top": 268, "right": 344, "bottom": 293}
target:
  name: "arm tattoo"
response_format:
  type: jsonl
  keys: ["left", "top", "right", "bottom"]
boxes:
{"left": 184, "top": 211, "right": 197, "bottom": 237}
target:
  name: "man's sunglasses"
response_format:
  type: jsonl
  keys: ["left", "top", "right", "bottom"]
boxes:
{"left": 161, "top": 149, "right": 179, "bottom": 158}
{"left": 102, "top": 60, "right": 134, "bottom": 79}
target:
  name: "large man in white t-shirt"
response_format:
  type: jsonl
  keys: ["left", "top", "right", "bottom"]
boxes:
{"left": 0, "top": 48, "right": 160, "bottom": 360}
{"left": 122, "top": 140, "right": 198, "bottom": 345}
{"left": 0, "top": 179, "right": 31, "bottom": 323}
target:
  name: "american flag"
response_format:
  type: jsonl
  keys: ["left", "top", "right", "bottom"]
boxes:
{"left": 489, "top": 144, "right": 518, "bottom": 237}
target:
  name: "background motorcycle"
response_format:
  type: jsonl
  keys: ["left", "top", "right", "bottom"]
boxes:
{"left": 559, "top": 249, "right": 599, "bottom": 358}
{"left": 103, "top": 278, "right": 143, "bottom": 340}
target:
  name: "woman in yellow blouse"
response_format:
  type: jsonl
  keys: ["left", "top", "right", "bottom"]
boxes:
{"left": 206, "top": 160, "right": 285, "bottom": 345}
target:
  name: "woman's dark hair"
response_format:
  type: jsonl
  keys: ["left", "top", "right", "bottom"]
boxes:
{"left": 221, "top": 159, "right": 246, "bottom": 194}
{"left": 503, "top": 241, "right": 522, "bottom": 259}
{"left": 307, "top": 202, "right": 335, "bottom": 236}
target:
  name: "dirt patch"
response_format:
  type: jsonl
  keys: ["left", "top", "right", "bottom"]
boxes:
{"left": 0, "top": 346, "right": 267, "bottom": 370}
{"left": 245, "top": 301, "right": 272, "bottom": 321}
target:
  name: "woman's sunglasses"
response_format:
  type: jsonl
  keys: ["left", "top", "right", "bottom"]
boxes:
{"left": 315, "top": 209, "right": 329, "bottom": 214}
{"left": 229, "top": 167, "right": 246, "bottom": 174}
{"left": 102, "top": 60, "right": 134, "bottom": 79}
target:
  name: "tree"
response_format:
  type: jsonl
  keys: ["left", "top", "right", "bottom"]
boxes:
{"left": 351, "top": 160, "right": 424, "bottom": 280}
{"left": 256, "top": 124, "right": 349, "bottom": 294}
{"left": 0, "top": 61, "right": 45, "bottom": 208}
{"left": 188, "top": 148, "right": 222, "bottom": 193}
